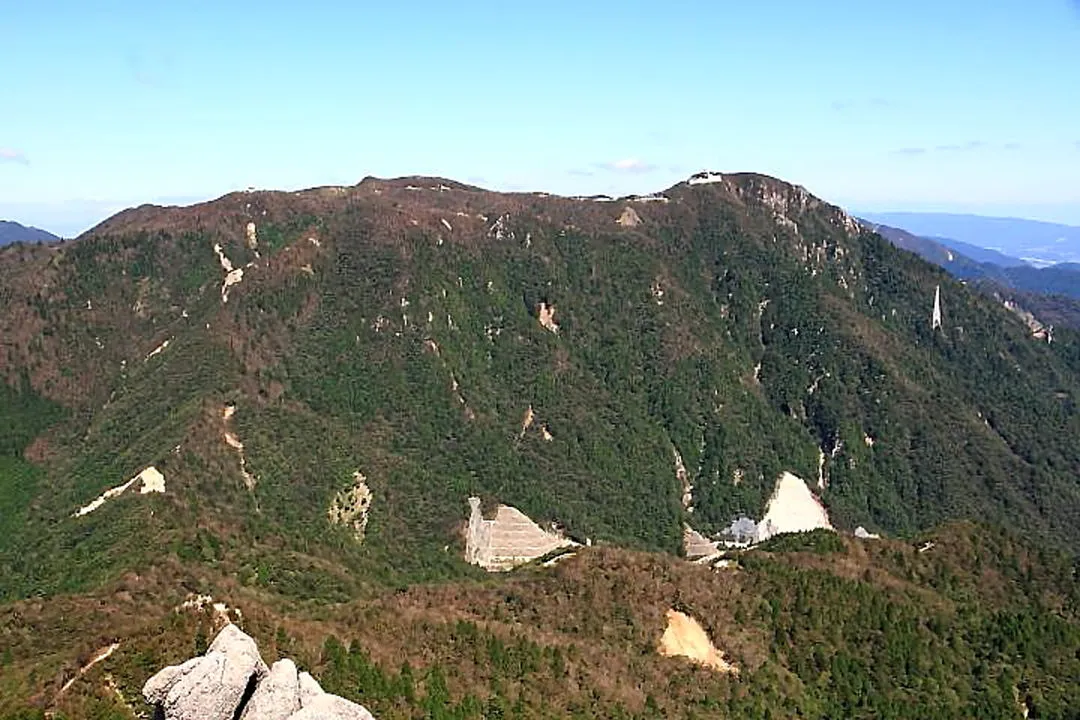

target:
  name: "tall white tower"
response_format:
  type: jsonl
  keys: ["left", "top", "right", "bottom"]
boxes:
{"left": 932, "top": 285, "right": 942, "bottom": 331}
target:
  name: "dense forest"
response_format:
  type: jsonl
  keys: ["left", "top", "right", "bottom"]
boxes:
{"left": 3, "top": 525, "right": 1079, "bottom": 719}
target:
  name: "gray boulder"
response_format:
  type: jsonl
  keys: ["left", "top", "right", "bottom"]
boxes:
{"left": 287, "top": 693, "right": 377, "bottom": 720}
{"left": 142, "top": 624, "right": 269, "bottom": 720}
{"left": 298, "top": 671, "right": 325, "bottom": 705}
{"left": 142, "top": 623, "right": 377, "bottom": 720}
{"left": 142, "top": 656, "right": 203, "bottom": 705}
{"left": 239, "top": 658, "right": 302, "bottom": 720}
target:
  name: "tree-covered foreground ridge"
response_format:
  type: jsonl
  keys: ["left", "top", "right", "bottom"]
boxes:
{"left": 2, "top": 171, "right": 1079, "bottom": 718}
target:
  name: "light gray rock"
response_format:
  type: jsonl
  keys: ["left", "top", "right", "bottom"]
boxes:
{"left": 208, "top": 623, "right": 269, "bottom": 677}
{"left": 142, "top": 624, "right": 269, "bottom": 720}
{"left": 854, "top": 526, "right": 881, "bottom": 540}
{"left": 298, "top": 671, "right": 325, "bottom": 705}
{"left": 239, "top": 658, "right": 301, "bottom": 720}
{"left": 142, "top": 656, "right": 203, "bottom": 705}
{"left": 287, "top": 693, "right": 376, "bottom": 720}
{"left": 142, "top": 623, "right": 376, "bottom": 720}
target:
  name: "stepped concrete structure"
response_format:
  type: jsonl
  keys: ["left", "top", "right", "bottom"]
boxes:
{"left": 465, "top": 497, "right": 577, "bottom": 571}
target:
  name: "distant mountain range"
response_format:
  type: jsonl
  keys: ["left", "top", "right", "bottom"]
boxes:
{"left": 0, "top": 220, "right": 60, "bottom": 246}
{"left": 861, "top": 218, "right": 1080, "bottom": 329}
{"left": 860, "top": 212, "right": 1080, "bottom": 266}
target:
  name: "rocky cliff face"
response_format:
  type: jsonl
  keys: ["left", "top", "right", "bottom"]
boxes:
{"left": 143, "top": 624, "right": 375, "bottom": 720}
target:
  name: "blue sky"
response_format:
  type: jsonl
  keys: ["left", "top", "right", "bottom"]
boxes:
{"left": 3, "top": 0, "right": 1080, "bottom": 236}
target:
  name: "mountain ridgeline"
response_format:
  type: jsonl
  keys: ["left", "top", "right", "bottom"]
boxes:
{"left": 0, "top": 220, "right": 59, "bottom": 247}
{"left": 2, "top": 172, "right": 1080, "bottom": 600}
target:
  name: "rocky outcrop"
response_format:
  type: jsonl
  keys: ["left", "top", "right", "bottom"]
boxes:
{"left": 72, "top": 465, "right": 166, "bottom": 517}
{"left": 536, "top": 302, "right": 559, "bottom": 333}
{"left": 328, "top": 472, "right": 373, "bottom": 542}
{"left": 143, "top": 624, "right": 375, "bottom": 720}
{"left": 616, "top": 206, "right": 642, "bottom": 227}
{"left": 755, "top": 472, "right": 833, "bottom": 543}
{"left": 290, "top": 694, "right": 376, "bottom": 720}
{"left": 143, "top": 624, "right": 267, "bottom": 720}
{"left": 657, "top": 609, "right": 738, "bottom": 674}
{"left": 1004, "top": 299, "right": 1053, "bottom": 342}
{"left": 238, "top": 659, "right": 301, "bottom": 720}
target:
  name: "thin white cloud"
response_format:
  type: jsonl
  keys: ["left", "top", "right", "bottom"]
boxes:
{"left": 597, "top": 158, "right": 657, "bottom": 174}
{"left": 893, "top": 141, "right": 1027, "bottom": 157}
{"left": 935, "top": 141, "right": 986, "bottom": 152}
{"left": 0, "top": 148, "right": 29, "bottom": 165}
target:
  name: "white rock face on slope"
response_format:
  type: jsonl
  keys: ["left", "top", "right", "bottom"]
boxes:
{"left": 143, "top": 624, "right": 375, "bottom": 720}
{"left": 932, "top": 285, "right": 942, "bottom": 331}
{"left": 616, "top": 206, "right": 642, "bottom": 227}
{"left": 755, "top": 471, "right": 833, "bottom": 543}
{"left": 213, "top": 243, "right": 245, "bottom": 303}
{"left": 1003, "top": 299, "right": 1053, "bottom": 342}
{"left": 222, "top": 404, "right": 257, "bottom": 490}
{"left": 137, "top": 466, "right": 166, "bottom": 494}
{"left": 464, "top": 497, "right": 577, "bottom": 572}
{"left": 673, "top": 446, "right": 692, "bottom": 510}
{"left": 72, "top": 466, "right": 165, "bottom": 517}
{"left": 328, "top": 472, "right": 373, "bottom": 542}
{"left": 537, "top": 302, "right": 559, "bottom": 333}
{"left": 854, "top": 526, "right": 881, "bottom": 540}
{"left": 657, "top": 609, "right": 738, "bottom": 674}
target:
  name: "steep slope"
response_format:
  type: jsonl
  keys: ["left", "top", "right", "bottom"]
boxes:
{"left": 2, "top": 173, "right": 1080, "bottom": 605}
{"left": 929, "top": 234, "right": 1029, "bottom": 268}
{"left": 860, "top": 220, "right": 1010, "bottom": 280}
{"left": 0, "top": 220, "right": 59, "bottom": 246}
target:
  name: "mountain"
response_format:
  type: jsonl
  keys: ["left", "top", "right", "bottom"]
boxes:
{"left": 992, "top": 263, "right": 1080, "bottom": 301}
{"left": 859, "top": 212, "right": 1080, "bottom": 266}
{"left": 4, "top": 172, "right": 1080, "bottom": 717}
{"left": 927, "top": 235, "right": 1029, "bottom": 268}
{"left": 859, "top": 220, "right": 993, "bottom": 276}
{"left": 864, "top": 220, "right": 1080, "bottom": 329}
{"left": 0, "top": 220, "right": 60, "bottom": 246}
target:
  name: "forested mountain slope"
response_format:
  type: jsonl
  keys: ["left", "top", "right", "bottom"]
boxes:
{"left": 5, "top": 171, "right": 1080, "bottom": 717}
{"left": 3, "top": 524, "right": 1080, "bottom": 719}
{"left": 3, "top": 172, "right": 1080, "bottom": 600}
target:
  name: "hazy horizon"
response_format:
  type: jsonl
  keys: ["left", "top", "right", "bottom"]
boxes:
{"left": 4, "top": 0, "right": 1080, "bottom": 236}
